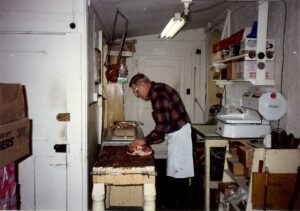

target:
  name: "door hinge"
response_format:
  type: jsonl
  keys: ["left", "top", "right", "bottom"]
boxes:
{"left": 56, "top": 113, "right": 70, "bottom": 121}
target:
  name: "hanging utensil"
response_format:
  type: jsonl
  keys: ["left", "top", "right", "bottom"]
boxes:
{"left": 105, "top": 9, "right": 128, "bottom": 83}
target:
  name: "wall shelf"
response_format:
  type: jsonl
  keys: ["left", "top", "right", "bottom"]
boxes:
{"left": 213, "top": 80, "right": 253, "bottom": 88}
{"left": 211, "top": 1, "right": 275, "bottom": 86}
{"left": 212, "top": 54, "right": 254, "bottom": 66}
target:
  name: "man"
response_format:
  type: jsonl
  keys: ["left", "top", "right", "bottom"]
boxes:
{"left": 128, "top": 73, "right": 194, "bottom": 208}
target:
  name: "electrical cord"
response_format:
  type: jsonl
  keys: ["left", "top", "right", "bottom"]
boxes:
{"left": 280, "top": 0, "right": 287, "bottom": 94}
{"left": 195, "top": 98, "right": 205, "bottom": 114}
{"left": 210, "top": 148, "right": 225, "bottom": 160}
{"left": 278, "top": 0, "right": 287, "bottom": 128}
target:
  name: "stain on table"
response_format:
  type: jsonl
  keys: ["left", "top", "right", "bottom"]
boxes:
{"left": 94, "top": 146, "right": 154, "bottom": 168}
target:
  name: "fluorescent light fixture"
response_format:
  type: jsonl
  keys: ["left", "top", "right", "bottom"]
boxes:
{"left": 160, "top": 13, "right": 186, "bottom": 39}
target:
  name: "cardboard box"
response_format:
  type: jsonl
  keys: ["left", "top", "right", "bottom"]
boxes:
{"left": 229, "top": 141, "right": 244, "bottom": 156}
{"left": 0, "top": 84, "right": 26, "bottom": 125}
{"left": 0, "top": 118, "right": 30, "bottom": 168}
{"left": 227, "top": 157, "right": 244, "bottom": 176}
{"left": 233, "top": 60, "right": 274, "bottom": 80}
{"left": 237, "top": 146, "right": 254, "bottom": 168}
{"left": 240, "top": 38, "right": 275, "bottom": 53}
{"left": 227, "top": 62, "right": 239, "bottom": 80}
{"left": 243, "top": 167, "right": 251, "bottom": 178}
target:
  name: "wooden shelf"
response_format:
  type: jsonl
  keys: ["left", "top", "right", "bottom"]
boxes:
{"left": 213, "top": 77, "right": 273, "bottom": 87}
{"left": 212, "top": 54, "right": 253, "bottom": 65}
{"left": 213, "top": 79, "right": 254, "bottom": 88}
{"left": 211, "top": 54, "right": 275, "bottom": 86}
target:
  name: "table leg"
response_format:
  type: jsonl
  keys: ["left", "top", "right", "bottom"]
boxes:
{"left": 205, "top": 140, "right": 229, "bottom": 211}
{"left": 143, "top": 183, "right": 156, "bottom": 211}
{"left": 92, "top": 183, "right": 105, "bottom": 211}
{"left": 205, "top": 142, "right": 211, "bottom": 211}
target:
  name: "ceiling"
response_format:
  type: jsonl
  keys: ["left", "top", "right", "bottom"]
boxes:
{"left": 91, "top": 0, "right": 253, "bottom": 39}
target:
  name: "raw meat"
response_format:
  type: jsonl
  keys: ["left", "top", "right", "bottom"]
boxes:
{"left": 126, "top": 145, "right": 152, "bottom": 156}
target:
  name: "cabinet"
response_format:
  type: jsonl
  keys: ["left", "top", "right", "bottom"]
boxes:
{"left": 219, "top": 140, "right": 300, "bottom": 211}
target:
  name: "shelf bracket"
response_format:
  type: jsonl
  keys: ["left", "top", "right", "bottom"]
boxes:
{"left": 221, "top": 10, "right": 231, "bottom": 40}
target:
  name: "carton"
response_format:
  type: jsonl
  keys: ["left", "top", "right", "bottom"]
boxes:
{"left": 240, "top": 38, "right": 275, "bottom": 53}
{"left": 233, "top": 60, "right": 274, "bottom": 80}
{"left": 0, "top": 118, "right": 30, "bottom": 168}
{"left": 0, "top": 84, "right": 26, "bottom": 125}
{"left": 229, "top": 141, "right": 244, "bottom": 156}
{"left": 237, "top": 146, "right": 254, "bottom": 168}
{"left": 227, "top": 157, "right": 244, "bottom": 176}
{"left": 227, "top": 63, "right": 239, "bottom": 80}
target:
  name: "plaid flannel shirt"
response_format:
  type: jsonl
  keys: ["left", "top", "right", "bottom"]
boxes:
{"left": 144, "top": 82, "right": 190, "bottom": 145}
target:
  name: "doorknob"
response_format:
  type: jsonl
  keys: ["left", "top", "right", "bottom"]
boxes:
{"left": 54, "top": 144, "right": 67, "bottom": 153}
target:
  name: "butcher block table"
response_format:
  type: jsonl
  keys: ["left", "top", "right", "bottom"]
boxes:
{"left": 92, "top": 145, "right": 156, "bottom": 211}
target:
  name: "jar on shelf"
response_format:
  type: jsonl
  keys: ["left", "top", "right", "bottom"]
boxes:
{"left": 271, "top": 128, "right": 287, "bottom": 149}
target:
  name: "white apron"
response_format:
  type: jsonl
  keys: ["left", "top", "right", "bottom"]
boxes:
{"left": 165, "top": 123, "right": 194, "bottom": 178}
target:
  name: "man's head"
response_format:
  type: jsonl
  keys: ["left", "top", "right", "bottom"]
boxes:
{"left": 129, "top": 73, "right": 151, "bottom": 100}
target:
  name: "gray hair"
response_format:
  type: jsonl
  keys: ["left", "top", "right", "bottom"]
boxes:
{"left": 129, "top": 73, "right": 151, "bottom": 87}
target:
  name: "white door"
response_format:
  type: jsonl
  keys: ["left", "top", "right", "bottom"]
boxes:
{"left": 0, "top": 33, "right": 83, "bottom": 210}
{"left": 131, "top": 56, "right": 186, "bottom": 158}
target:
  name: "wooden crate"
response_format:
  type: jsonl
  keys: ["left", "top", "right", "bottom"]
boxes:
{"left": 252, "top": 173, "right": 300, "bottom": 210}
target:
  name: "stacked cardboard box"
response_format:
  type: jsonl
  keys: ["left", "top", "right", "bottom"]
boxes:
{"left": 240, "top": 38, "right": 275, "bottom": 54}
{"left": 227, "top": 157, "right": 245, "bottom": 176}
{"left": 0, "top": 83, "right": 31, "bottom": 209}
{"left": 0, "top": 83, "right": 30, "bottom": 167}
{"left": 227, "top": 60, "right": 274, "bottom": 80}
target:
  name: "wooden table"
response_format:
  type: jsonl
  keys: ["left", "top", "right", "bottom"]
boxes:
{"left": 192, "top": 124, "right": 228, "bottom": 211}
{"left": 92, "top": 146, "right": 156, "bottom": 211}
{"left": 192, "top": 124, "right": 259, "bottom": 211}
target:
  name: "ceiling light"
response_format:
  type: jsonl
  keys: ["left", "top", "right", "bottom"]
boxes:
{"left": 182, "top": 0, "right": 192, "bottom": 16}
{"left": 159, "top": 0, "right": 192, "bottom": 39}
{"left": 159, "top": 13, "right": 186, "bottom": 39}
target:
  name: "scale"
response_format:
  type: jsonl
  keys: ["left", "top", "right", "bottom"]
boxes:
{"left": 216, "top": 86, "right": 287, "bottom": 138}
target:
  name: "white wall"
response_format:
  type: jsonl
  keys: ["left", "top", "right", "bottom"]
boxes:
{"left": 278, "top": 0, "right": 300, "bottom": 136}
{"left": 124, "top": 29, "right": 207, "bottom": 124}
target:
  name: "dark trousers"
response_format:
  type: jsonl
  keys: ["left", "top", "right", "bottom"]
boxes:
{"left": 165, "top": 176, "right": 190, "bottom": 209}
{"left": 155, "top": 159, "right": 192, "bottom": 209}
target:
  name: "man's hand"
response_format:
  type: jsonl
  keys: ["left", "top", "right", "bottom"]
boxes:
{"left": 128, "top": 139, "right": 146, "bottom": 150}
